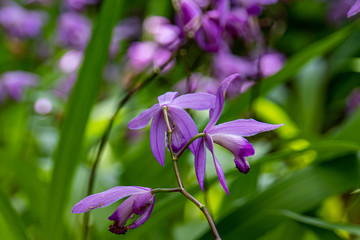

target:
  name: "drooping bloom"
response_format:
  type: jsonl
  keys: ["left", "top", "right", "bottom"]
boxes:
{"left": 72, "top": 186, "right": 155, "bottom": 235}
{"left": 194, "top": 74, "right": 283, "bottom": 193}
{"left": 128, "top": 92, "right": 216, "bottom": 165}
{"left": 0, "top": 5, "right": 45, "bottom": 39}
{"left": 348, "top": 0, "right": 360, "bottom": 17}
{"left": 0, "top": 71, "right": 38, "bottom": 101}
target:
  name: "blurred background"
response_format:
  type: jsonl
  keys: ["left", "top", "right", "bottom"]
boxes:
{"left": 0, "top": 0, "right": 359, "bottom": 239}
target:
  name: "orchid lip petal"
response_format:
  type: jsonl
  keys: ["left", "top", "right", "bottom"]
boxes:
{"left": 205, "top": 74, "right": 241, "bottom": 131}
{"left": 208, "top": 119, "right": 283, "bottom": 137}
{"left": 170, "top": 92, "right": 216, "bottom": 110}
{"left": 150, "top": 111, "right": 166, "bottom": 166}
{"left": 158, "top": 91, "right": 178, "bottom": 106}
{"left": 205, "top": 135, "right": 229, "bottom": 195}
{"left": 72, "top": 186, "right": 149, "bottom": 213}
{"left": 129, "top": 196, "right": 155, "bottom": 230}
{"left": 128, "top": 104, "right": 160, "bottom": 129}
{"left": 167, "top": 106, "right": 199, "bottom": 155}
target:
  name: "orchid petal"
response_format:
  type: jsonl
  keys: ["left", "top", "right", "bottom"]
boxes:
{"left": 205, "top": 74, "right": 241, "bottom": 131}
{"left": 158, "top": 91, "right": 178, "bottom": 105}
{"left": 205, "top": 135, "right": 229, "bottom": 194}
{"left": 348, "top": 0, "right": 360, "bottom": 17}
{"left": 128, "top": 104, "right": 160, "bottom": 129}
{"left": 208, "top": 119, "right": 283, "bottom": 137}
{"left": 195, "top": 138, "right": 206, "bottom": 191}
{"left": 150, "top": 111, "right": 166, "bottom": 166}
{"left": 171, "top": 92, "right": 216, "bottom": 110}
{"left": 108, "top": 195, "right": 136, "bottom": 224}
{"left": 169, "top": 124, "right": 187, "bottom": 153}
{"left": 132, "top": 192, "right": 154, "bottom": 215}
{"left": 210, "top": 133, "right": 254, "bottom": 157}
{"left": 168, "top": 106, "right": 199, "bottom": 154}
{"left": 129, "top": 197, "right": 155, "bottom": 229}
{"left": 72, "top": 186, "right": 149, "bottom": 213}
{"left": 234, "top": 155, "right": 250, "bottom": 174}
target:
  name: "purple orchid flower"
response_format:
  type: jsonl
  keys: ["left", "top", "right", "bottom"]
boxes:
{"left": 0, "top": 71, "right": 38, "bottom": 101}
{"left": 72, "top": 186, "right": 155, "bottom": 235}
{"left": 348, "top": 0, "right": 360, "bottom": 17}
{"left": 0, "top": 5, "right": 45, "bottom": 39}
{"left": 128, "top": 91, "right": 216, "bottom": 166}
{"left": 194, "top": 74, "right": 283, "bottom": 194}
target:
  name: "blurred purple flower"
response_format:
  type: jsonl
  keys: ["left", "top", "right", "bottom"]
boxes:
{"left": 34, "top": 97, "right": 52, "bottom": 115}
{"left": 258, "top": 52, "right": 285, "bottom": 77}
{"left": 0, "top": 71, "right": 38, "bottom": 101}
{"left": 346, "top": 87, "right": 360, "bottom": 114}
{"left": 66, "top": 0, "right": 99, "bottom": 11}
{"left": 54, "top": 73, "right": 76, "bottom": 98}
{"left": 144, "top": 16, "right": 181, "bottom": 49}
{"left": 73, "top": 186, "right": 155, "bottom": 235}
{"left": 194, "top": 74, "right": 283, "bottom": 193}
{"left": 128, "top": 91, "right": 216, "bottom": 165}
{"left": 57, "top": 12, "right": 91, "bottom": 50}
{"left": 0, "top": 5, "right": 45, "bottom": 39}
{"left": 174, "top": 72, "right": 218, "bottom": 94}
{"left": 236, "top": 0, "right": 278, "bottom": 15}
{"left": 59, "top": 50, "right": 83, "bottom": 73}
{"left": 176, "top": 0, "right": 202, "bottom": 38}
{"left": 348, "top": 0, "right": 360, "bottom": 17}
{"left": 195, "top": 14, "right": 222, "bottom": 52}
{"left": 127, "top": 42, "right": 174, "bottom": 73}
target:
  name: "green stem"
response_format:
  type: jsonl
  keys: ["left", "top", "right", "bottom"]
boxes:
{"left": 151, "top": 188, "right": 180, "bottom": 194}
{"left": 162, "top": 109, "right": 221, "bottom": 240}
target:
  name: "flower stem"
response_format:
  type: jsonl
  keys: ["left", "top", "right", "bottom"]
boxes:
{"left": 151, "top": 188, "right": 180, "bottom": 194}
{"left": 82, "top": 47, "right": 180, "bottom": 240}
{"left": 162, "top": 109, "right": 222, "bottom": 240}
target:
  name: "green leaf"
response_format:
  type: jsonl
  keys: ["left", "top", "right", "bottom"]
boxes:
{"left": 0, "top": 188, "right": 28, "bottom": 240}
{"left": 221, "top": 18, "right": 360, "bottom": 120}
{"left": 44, "top": 1, "right": 123, "bottom": 239}
{"left": 276, "top": 210, "right": 360, "bottom": 236}
{"left": 199, "top": 155, "right": 359, "bottom": 239}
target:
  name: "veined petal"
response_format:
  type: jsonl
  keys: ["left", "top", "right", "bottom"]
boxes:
{"left": 158, "top": 91, "right": 178, "bottom": 106}
{"left": 150, "top": 111, "right": 166, "bottom": 166}
{"left": 72, "top": 186, "right": 149, "bottom": 213}
{"left": 205, "top": 135, "right": 229, "bottom": 194}
{"left": 128, "top": 104, "right": 160, "bottom": 129}
{"left": 210, "top": 133, "right": 254, "bottom": 157}
{"left": 205, "top": 74, "right": 241, "bottom": 131}
{"left": 129, "top": 197, "right": 155, "bottom": 229}
{"left": 171, "top": 92, "right": 216, "bottom": 110}
{"left": 168, "top": 124, "right": 187, "bottom": 153}
{"left": 208, "top": 119, "right": 283, "bottom": 137}
{"left": 195, "top": 138, "right": 206, "bottom": 191}
{"left": 168, "top": 106, "right": 199, "bottom": 154}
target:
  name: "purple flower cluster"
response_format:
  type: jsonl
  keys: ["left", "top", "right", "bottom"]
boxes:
{"left": 0, "top": 71, "right": 38, "bottom": 102}
{"left": 0, "top": 5, "right": 46, "bottom": 39}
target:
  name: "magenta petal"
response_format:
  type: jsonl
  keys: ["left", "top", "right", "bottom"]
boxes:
{"left": 234, "top": 156, "right": 250, "bottom": 174}
{"left": 205, "top": 135, "right": 229, "bottom": 194}
{"left": 171, "top": 92, "right": 216, "bottom": 110}
{"left": 72, "top": 186, "right": 149, "bottom": 213}
{"left": 348, "top": 0, "right": 360, "bottom": 17}
{"left": 158, "top": 91, "right": 178, "bottom": 106}
{"left": 168, "top": 106, "right": 199, "bottom": 154}
{"left": 108, "top": 195, "right": 136, "bottom": 224}
{"left": 208, "top": 119, "right": 283, "bottom": 137}
{"left": 205, "top": 74, "right": 241, "bottom": 131}
{"left": 210, "top": 133, "right": 254, "bottom": 157}
{"left": 195, "top": 138, "right": 206, "bottom": 191}
{"left": 150, "top": 112, "right": 166, "bottom": 166}
{"left": 129, "top": 197, "right": 155, "bottom": 229}
{"left": 128, "top": 104, "right": 160, "bottom": 129}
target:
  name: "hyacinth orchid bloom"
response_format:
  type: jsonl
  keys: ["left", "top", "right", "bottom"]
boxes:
{"left": 194, "top": 74, "right": 283, "bottom": 194}
{"left": 128, "top": 91, "right": 216, "bottom": 165}
{"left": 72, "top": 186, "right": 155, "bottom": 235}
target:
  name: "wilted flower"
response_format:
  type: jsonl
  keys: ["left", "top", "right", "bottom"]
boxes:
{"left": 57, "top": 12, "right": 91, "bottom": 50}
{"left": 0, "top": 5, "right": 45, "bottom": 39}
{"left": 194, "top": 74, "right": 283, "bottom": 193}
{"left": 72, "top": 186, "right": 155, "bottom": 235}
{"left": 0, "top": 71, "right": 38, "bottom": 101}
{"left": 128, "top": 91, "right": 216, "bottom": 165}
